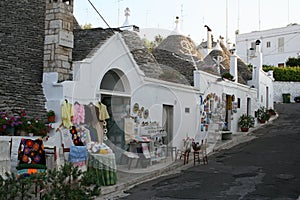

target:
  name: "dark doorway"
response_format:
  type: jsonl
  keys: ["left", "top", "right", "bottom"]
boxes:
{"left": 162, "top": 105, "right": 174, "bottom": 147}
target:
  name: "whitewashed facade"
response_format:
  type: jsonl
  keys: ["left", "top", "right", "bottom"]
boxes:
{"left": 43, "top": 32, "right": 201, "bottom": 149}
{"left": 247, "top": 40, "right": 275, "bottom": 109}
{"left": 194, "top": 64, "right": 258, "bottom": 135}
{"left": 236, "top": 23, "right": 300, "bottom": 67}
{"left": 43, "top": 35, "right": 274, "bottom": 152}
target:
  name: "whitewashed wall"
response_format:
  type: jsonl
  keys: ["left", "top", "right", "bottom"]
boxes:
{"left": 68, "top": 33, "right": 144, "bottom": 104}
{"left": 131, "top": 79, "right": 200, "bottom": 148}
{"left": 236, "top": 24, "right": 300, "bottom": 66}
{"left": 248, "top": 70, "right": 275, "bottom": 109}
{"left": 273, "top": 81, "right": 300, "bottom": 103}
{"left": 195, "top": 70, "right": 257, "bottom": 132}
{"left": 43, "top": 32, "right": 201, "bottom": 151}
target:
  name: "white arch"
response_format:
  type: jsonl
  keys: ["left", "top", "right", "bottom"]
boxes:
{"left": 99, "top": 68, "right": 131, "bottom": 97}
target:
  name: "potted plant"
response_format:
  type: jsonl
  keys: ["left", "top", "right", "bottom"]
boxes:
{"left": 0, "top": 111, "right": 23, "bottom": 135}
{"left": 27, "top": 118, "right": 49, "bottom": 137}
{"left": 238, "top": 114, "right": 255, "bottom": 132}
{"left": 47, "top": 110, "right": 55, "bottom": 123}
{"left": 257, "top": 106, "right": 270, "bottom": 123}
{"left": 267, "top": 108, "right": 276, "bottom": 116}
{"left": 221, "top": 72, "right": 235, "bottom": 81}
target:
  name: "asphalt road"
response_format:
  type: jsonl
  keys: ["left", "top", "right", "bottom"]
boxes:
{"left": 119, "top": 103, "right": 300, "bottom": 200}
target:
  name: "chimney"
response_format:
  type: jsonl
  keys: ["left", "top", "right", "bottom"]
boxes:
{"left": 194, "top": 70, "right": 201, "bottom": 90}
{"left": 249, "top": 39, "right": 263, "bottom": 98}
{"left": 255, "top": 39, "right": 261, "bottom": 54}
{"left": 204, "top": 25, "right": 212, "bottom": 49}
{"left": 170, "top": 16, "right": 182, "bottom": 35}
{"left": 44, "top": 0, "right": 74, "bottom": 82}
{"left": 252, "top": 40, "right": 263, "bottom": 78}
{"left": 230, "top": 49, "right": 238, "bottom": 83}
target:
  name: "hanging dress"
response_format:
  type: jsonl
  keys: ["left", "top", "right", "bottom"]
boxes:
{"left": 61, "top": 100, "right": 74, "bottom": 129}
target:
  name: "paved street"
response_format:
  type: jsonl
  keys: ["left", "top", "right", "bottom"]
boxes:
{"left": 119, "top": 103, "right": 300, "bottom": 200}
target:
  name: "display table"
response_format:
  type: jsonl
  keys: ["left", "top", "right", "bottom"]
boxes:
{"left": 88, "top": 153, "right": 117, "bottom": 186}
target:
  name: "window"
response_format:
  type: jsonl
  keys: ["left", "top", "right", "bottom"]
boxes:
{"left": 278, "top": 37, "right": 284, "bottom": 53}
{"left": 185, "top": 108, "right": 190, "bottom": 113}
{"left": 266, "top": 41, "right": 271, "bottom": 48}
{"left": 237, "top": 98, "right": 241, "bottom": 108}
{"left": 278, "top": 63, "right": 284, "bottom": 68}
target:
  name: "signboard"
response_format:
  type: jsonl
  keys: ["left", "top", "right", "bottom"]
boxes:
{"left": 58, "top": 30, "right": 74, "bottom": 48}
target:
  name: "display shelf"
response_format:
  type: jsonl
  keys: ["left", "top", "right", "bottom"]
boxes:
{"left": 140, "top": 126, "right": 167, "bottom": 163}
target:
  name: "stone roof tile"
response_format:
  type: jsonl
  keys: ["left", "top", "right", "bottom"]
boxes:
{"left": 73, "top": 28, "right": 115, "bottom": 61}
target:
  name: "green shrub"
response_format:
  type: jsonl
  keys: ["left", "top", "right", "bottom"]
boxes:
{"left": 263, "top": 66, "right": 300, "bottom": 82}
{"left": 0, "top": 163, "right": 101, "bottom": 199}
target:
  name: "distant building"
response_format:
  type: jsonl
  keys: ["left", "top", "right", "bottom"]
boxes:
{"left": 235, "top": 23, "right": 300, "bottom": 67}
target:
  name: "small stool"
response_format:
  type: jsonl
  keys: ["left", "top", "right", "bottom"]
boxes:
{"left": 167, "top": 146, "right": 177, "bottom": 161}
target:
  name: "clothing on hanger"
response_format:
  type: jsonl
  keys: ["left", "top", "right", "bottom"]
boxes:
{"left": 72, "top": 102, "right": 85, "bottom": 125}
{"left": 61, "top": 100, "right": 74, "bottom": 128}
{"left": 84, "top": 102, "right": 95, "bottom": 124}
{"left": 96, "top": 102, "right": 110, "bottom": 121}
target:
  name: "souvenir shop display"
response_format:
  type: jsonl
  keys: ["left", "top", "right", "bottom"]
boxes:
{"left": 125, "top": 102, "right": 168, "bottom": 167}
{"left": 58, "top": 99, "right": 116, "bottom": 186}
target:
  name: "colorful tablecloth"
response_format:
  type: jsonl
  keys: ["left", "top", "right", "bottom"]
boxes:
{"left": 88, "top": 153, "right": 117, "bottom": 186}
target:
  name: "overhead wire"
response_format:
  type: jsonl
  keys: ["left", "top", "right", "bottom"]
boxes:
{"left": 87, "top": 0, "right": 115, "bottom": 34}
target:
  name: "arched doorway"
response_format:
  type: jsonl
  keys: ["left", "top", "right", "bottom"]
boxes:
{"left": 99, "top": 69, "right": 131, "bottom": 151}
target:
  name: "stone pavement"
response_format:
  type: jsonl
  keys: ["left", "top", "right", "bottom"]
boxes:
{"left": 97, "top": 115, "right": 277, "bottom": 200}
{"left": 0, "top": 115, "right": 277, "bottom": 200}
{"left": 98, "top": 115, "right": 277, "bottom": 200}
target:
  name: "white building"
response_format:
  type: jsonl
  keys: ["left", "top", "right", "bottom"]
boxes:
{"left": 247, "top": 40, "right": 275, "bottom": 109}
{"left": 43, "top": 28, "right": 202, "bottom": 160}
{"left": 42, "top": 8, "right": 274, "bottom": 166}
{"left": 235, "top": 23, "right": 300, "bottom": 67}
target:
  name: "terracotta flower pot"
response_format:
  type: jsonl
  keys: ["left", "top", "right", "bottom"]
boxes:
{"left": 241, "top": 127, "right": 249, "bottom": 132}
{"left": 48, "top": 115, "right": 55, "bottom": 123}
{"left": 259, "top": 119, "right": 266, "bottom": 124}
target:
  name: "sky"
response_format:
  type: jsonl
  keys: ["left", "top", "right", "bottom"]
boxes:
{"left": 74, "top": 0, "right": 300, "bottom": 45}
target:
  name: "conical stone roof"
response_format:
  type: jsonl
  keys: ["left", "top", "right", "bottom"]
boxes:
{"left": 153, "top": 34, "right": 205, "bottom": 86}
{"left": 202, "top": 41, "right": 252, "bottom": 84}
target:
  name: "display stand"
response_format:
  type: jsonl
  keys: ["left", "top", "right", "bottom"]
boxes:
{"left": 88, "top": 153, "right": 117, "bottom": 186}
{"left": 140, "top": 126, "right": 167, "bottom": 164}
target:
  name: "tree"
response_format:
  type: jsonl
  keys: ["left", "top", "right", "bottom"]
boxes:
{"left": 143, "top": 34, "right": 164, "bottom": 53}
{"left": 286, "top": 57, "right": 300, "bottom": 67}
{"left": 81, "top": 23, "right": 93, "bottom": 30}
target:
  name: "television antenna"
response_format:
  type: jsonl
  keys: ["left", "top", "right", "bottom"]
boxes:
{"left": 117, "top": 0, "right": 124, "bottom": 26}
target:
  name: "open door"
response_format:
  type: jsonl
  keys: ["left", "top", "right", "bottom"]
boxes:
{"left": 225, "top": 95, "right": 232, "bottom": 130}
{"left": 162, "top": 105, "right": 174, "bottom": 147}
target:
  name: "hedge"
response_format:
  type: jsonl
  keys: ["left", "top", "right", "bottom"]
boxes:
{"left": 262, "top": 66, "right": 300, "bottom": 82}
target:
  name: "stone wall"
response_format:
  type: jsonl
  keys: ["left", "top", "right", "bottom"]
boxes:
{"left": 274, "top": 81, "right": 300, "bottom": 103}
{"left": 0, "top": 0, "right": 47, "bottom": 119}
{"left": 44, "top": 1, "right": 74, "bottom": 82}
